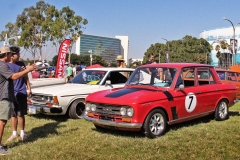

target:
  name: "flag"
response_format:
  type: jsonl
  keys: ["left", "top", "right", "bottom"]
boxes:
{"left": 55, "top": 39, "right": 71, "bottom": 78}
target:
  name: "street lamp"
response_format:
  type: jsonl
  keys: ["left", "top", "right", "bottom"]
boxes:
{"left": 3, "top": 34, "right": 21, "bottom": 46}
{"left": 88, "top": 50, "right": 93, "bottom": 66}
{"left": 223, "top": 17, "right": 240, "bottom": 66}
{"left": 161, "top": 38, "right": 170, "bottom": 62}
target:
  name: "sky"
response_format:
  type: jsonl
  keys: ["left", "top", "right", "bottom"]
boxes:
{"left": 1, "top": 0, "right": 240, "bottom": 60}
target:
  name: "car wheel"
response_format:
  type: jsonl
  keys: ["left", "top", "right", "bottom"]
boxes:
{"left": 215, "top": 100, "right": 229, "bottom": 121}
{"left": 68, "top": 99, "right": 85, "bottom": 119}
{"left": 143, "top": 109, "right": 167, "bottom": 138}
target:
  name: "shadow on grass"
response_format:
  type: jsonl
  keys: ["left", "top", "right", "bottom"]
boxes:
{"left": 28, "top": 114, "right": 69, "bottom": 122}
{"left": 229, "top": 111, "right": 240, "bottom": 117}
{"left": 91, "top": 111, "right": 240, "bottom": 138}
{"left": 92, "top": 127, "right": 145, "bottom": 138}
{"left": 9, "top": 114, "right": 69, "bottom": 148}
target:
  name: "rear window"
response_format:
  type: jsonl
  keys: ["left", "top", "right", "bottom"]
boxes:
{"left": 216, "top": 71, "right": 225, "bottom": 80}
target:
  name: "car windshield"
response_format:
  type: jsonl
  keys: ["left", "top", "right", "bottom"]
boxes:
{"left": 70, "top": 70, "right": 107, "bottom": 84}
{"left": 127, "top": 67, "right": 178, "bottom": 88}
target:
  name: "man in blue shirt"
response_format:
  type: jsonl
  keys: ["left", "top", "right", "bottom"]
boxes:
{"left": 7, "top": 46, "right": 31, "bottom": 142}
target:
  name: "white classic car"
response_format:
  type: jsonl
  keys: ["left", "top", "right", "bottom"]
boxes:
{"left": 28, "top": 68, "right": 134, "bottom": 119}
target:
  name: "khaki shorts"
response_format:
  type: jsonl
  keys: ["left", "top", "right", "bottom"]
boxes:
{"left": 0, "top": 99, "right": 12, "bottom": 120}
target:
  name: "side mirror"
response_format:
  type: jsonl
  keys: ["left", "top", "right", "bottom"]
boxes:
{"left": 105, "top": 80, "right": 111, "bottom": 85}
{"left": 105, "top": 80, "right": 113, "bottom": 88}
{"left": 179, "top": 84, "right": 184, "bottom": 90}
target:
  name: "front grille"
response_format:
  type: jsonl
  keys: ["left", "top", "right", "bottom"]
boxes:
{"left": 95, "top": 104, "right": 121, "bottom": 116}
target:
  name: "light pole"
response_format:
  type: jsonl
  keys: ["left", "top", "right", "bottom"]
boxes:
{"left": 4, "top": 34, "right": 21, "bottom": 46}
{"left": 161, "top": 38, "right": 170, "bottom": 62}
{"left": 88, "top": 50, "right": 93, "bottom": 66}
{"left": 223, "top": 17, "right": 240, "bottom": 66}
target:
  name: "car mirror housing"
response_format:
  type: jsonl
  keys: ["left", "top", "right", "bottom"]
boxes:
{"left": 179, "top": 84, "right": 184, "bottom": 90}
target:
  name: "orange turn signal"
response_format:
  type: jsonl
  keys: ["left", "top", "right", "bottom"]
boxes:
{"left": 87, "top": 112, "right": 94, "bottom": 117}
{"left": 122, "top": 118, "right": 131, "bottom": 123}
{"left": 53, "top": 96, "right": 59, "bottom": 105}
{"left": 46, "top": 103, "right": 53, "bottom": 107}
{"left": 27, "top": 100, "right": 32, "bottom": 104}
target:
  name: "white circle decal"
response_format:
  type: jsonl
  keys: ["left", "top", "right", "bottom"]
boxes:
{"left": 185, "top": 92, "right": 197, "bottom": 113}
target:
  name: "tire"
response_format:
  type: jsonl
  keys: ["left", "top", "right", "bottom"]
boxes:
{"left": 68, "top": 99, "right": 85, "bottom": 119}
{"left": 215, "top": 100, "right": 229, "bottom": 121}
{"left": 142, "top": 109, "right": 167, "bottom": 138}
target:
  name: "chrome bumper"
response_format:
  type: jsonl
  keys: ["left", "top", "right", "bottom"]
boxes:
{"left": 83, "top": 116, "right": 142, "bottom": 129}
{"left": 28, "top": 104, "right": 62, "bottom": 114}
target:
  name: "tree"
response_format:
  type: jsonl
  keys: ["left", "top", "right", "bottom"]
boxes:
{"left": 0, "top": 0, "right": 88, "bottom": 62}
{"left": 143, "top": 35, "right": 212, "bottom": 64}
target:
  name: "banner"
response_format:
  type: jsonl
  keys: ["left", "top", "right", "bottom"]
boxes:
{"left": 230, "top": 39, "right": 238, "bottom": 54}
{"left": 55, "top": 39, "right": 71, "bottom": 78}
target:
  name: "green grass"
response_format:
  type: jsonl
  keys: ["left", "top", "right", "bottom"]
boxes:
{"left": 3, "top": 103, "right": 240, "bottom": 160}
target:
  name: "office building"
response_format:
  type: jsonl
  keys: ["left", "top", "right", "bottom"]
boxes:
{"left": 75, "top": 34, "right": 129, "bottom": 64}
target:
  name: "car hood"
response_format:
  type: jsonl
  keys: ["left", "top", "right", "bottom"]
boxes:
{"left": 86, "top": 87, "right": 171, "bottom": 105}
{"left": 32, "top": 84, "right": 101, "bottom": 95}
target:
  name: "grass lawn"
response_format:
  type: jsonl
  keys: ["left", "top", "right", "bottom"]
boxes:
{"left": 2, "top": 103, "right": 240, "bottom": 160}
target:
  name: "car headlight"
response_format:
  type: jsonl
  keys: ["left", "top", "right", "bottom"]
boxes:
{"left": 86, "top": 103, "right": 91, "bottom": 111}
{"left": 91, "top": 104, "right": 97, "bottom": 111}
{"left": 44, "top": 96, "right": 53, "bottom": 103}
{"left": 127, "top": 108, "right": 134, "bottom": 117}
{"left": 120, "top": 107, "right": 127, "bottom": 116}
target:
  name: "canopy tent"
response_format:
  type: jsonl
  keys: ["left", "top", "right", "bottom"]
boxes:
{"left": 86, "top": 64, "right": 104, "bottom": 69}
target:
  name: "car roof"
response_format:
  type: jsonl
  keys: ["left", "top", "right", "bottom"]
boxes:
{"left": 216, "top": 69, "right": 240, "bottom": 73}
{"left": 84, "top": 67, "right": 135, "bottom": 71}
{"left": 139, "top": 63, "right": 213, "bottom": 69}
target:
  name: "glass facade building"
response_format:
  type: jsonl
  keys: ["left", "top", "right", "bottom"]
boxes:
{"left": 75, "top": 34, "right": 122, "bottom": 63}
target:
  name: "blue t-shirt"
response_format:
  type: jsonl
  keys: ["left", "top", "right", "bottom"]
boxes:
{"left": 7, "top": 61, "right": 27, "bottom": 96}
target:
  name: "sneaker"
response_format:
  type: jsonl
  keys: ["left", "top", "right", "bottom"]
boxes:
{"left": 7, "top": 135, "right": 18, "bottom": 142}
{"left": 20, "top": 134, "right": 27, "bottom": 141}
{"left": 0, "top": 146, "right": 10, "bottom": 155}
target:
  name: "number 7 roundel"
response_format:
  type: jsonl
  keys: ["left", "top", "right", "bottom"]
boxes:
{"left": 185, "top": 92, "right": 197, "bottom": 113}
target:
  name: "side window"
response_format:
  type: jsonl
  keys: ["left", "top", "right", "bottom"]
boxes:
{"left": 226, "top": 72, "right": 237, "bottom": 81}
{"left": 106, "top": 71, "right": 133, "bottom": 84}
{"left": 216, "top": 71, "right": 225, "bottom": 80}
{"left": 182, "top": 67, "right": 195, "bottom": 87}
{"left": 197, "top": 68, "right": 216, "bottom": 85}
{"left": 236, "top": 73, "right": 240, "bottom": 82}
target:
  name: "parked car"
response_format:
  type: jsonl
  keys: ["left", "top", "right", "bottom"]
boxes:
{"left": 216, "top": 69, "right": 240, "bottom": 99}
{"left": 84, "top": 63, "right": 237, "bottom": 138}
{"left": 27, "top": 68, "right": 134, "bottom": 119}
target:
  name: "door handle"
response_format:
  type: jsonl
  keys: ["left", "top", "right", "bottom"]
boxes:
{"left": 216, "top": 88, "right": 220, "bottom": 91}
{"left": 196, "top": 91, "right": 201, "bottom": 94}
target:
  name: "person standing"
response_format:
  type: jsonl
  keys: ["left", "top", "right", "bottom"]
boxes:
{"left": 7, "top": 46, "right": 30, "bottom": 142}
{"left": 116, "top": 55, "right": 126, "bottom": 68}
{"left": 66, "top": 64, "right": 73, "bottom": 82}
{"left": 145, "top": 54, "right": 154, "bottom": 75}
{"left": 0, "top": 46, "right": 36, "bottom": 155}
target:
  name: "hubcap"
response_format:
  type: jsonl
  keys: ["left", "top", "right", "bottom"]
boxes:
{"left": 149, "top": 113, "right": 164, "bottom": 135}
{"left": 219, "top": 101, "right": 227, "bottom": 118}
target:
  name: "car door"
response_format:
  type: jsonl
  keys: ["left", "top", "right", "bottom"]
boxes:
{"left": 195, "top": 67, "right": 221, "bottom": 112}
{"left": 174, "top": 67, "right": 203, "bottom": 119}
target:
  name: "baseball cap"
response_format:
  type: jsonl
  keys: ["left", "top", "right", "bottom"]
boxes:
{"left": 0, "top": 46, "right": 16, "bottom": 55}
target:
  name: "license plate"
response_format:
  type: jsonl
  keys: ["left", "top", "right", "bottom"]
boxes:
{"left": 29, "top": 106, "right": 36, "bottom": 114}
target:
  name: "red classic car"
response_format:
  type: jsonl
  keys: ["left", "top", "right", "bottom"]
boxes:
{"left": 216, "top": 69, "right": 240, "bottom": 99}
{"left": 84, "top": 63, "right": 237, "bottom": 138}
